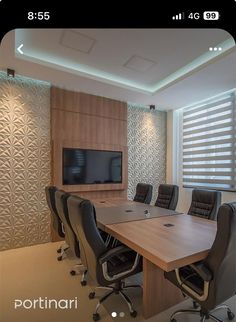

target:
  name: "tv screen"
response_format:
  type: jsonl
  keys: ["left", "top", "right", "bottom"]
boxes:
{"left": 63, "top": 148, "right": 122, "bottom": 185}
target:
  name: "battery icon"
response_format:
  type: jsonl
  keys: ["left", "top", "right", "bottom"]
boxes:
{"left": 203, "top": 11, "right": 219, "bottom": 20}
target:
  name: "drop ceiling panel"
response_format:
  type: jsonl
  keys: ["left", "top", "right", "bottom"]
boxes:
{"left": 124, "top": 55, "right": 156, "bottom": 72}
{"left": 60, "top": 30, "right": 95, "bottom": 53}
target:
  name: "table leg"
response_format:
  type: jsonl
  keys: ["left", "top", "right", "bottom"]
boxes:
{"left": 143, "top": 258, "right": 184, "bottom": 319}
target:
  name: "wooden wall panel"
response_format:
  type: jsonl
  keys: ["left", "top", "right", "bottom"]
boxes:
{"left": 51, "top": 109, "right": 127, "bottom": 145}
{"left": 51, "top": 87, "right": 127, "bottom": 120}
{"left": 51, "top": 86, "right": 128, "bottom": 197}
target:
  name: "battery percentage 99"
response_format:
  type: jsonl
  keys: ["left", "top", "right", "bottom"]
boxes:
{"left": 203, "top": 11, "right": 220, "bottom": 20}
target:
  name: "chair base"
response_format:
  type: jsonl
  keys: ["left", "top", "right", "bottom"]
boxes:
{"left": 69, "top": 261, "right": 83, "bottom": 275}
{"left": 57, "top": 243, "right": 69, "bottom": 261}
{"left": 57, "top": 242, "right": 68, "bottom": 254}
{"left": 56, "top": 245, "right": 87, "bottom": 286}
{"left": 80, "top": 270, "right": 87, "bottom": 286}
{"left": 69, "top": 265, "right": 87, "bottom": 286}
{"left": 170, "top": 304, "right": 235, "bottom": 322}
{"left": 89, "top": 281, "right": 142, "bottom": 321}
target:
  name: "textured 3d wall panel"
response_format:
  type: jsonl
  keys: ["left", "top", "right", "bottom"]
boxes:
{"left": 127, "top": 104, "right": 166, "bottom": 204}
{"left": 0, "top": 72, "right": 51, "bottom": 251}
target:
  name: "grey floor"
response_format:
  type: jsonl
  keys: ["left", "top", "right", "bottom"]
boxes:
{"left": 1, "top": 242, "right": 235, "bottom": 322}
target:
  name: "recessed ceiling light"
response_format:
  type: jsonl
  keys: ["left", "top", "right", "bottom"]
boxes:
{"left": 124, "top": 55, "right": 156, "bottom": 72}
{"left": 60, "top": 30, "right": 96, "bottom": 54}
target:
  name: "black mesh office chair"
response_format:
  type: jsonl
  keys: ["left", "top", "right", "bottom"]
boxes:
{"left": 133, "top": 183, "right": 153, "bottom": 204}
{"left": 164, "top": 202, "right": 236, "bottom": 322}
{"left": 55, "top": 190, "right": 87, "bottom": 285}
{"left": 188, "top": 189, "right": 222, "bottom": 220}
{"left": 45, "top": 186, "right": 68, "bottom": 256}
{"left": 67, "top": 195, "right": 142, "bottom": 321}
{"left": 155, "top": 184, "right": 179, "bottom": 210}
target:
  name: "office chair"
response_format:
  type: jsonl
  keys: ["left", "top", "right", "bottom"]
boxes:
{"left": 155, "top": 184, "right": 179, "bottom": 210}
{"left": 164, "top": 202, "right": 236, "bottom": 322}
{"left": 67, "top": 195, "right": 142, "bottom": 321}
{"left": 55, "top": 190, "right": 87, "bottom": 285}
{"left": 133, "top": 183, "right": 153, "bottom": 204}
{"left": 188, "top": 189, "right": 222, "bottom": 220}
{"left": 45, "top": 186, "right": 68, "bottom": 256}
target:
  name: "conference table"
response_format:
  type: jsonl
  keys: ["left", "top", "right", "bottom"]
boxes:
{"left": 93, "top": 198, "right": 217, "bottom": 319}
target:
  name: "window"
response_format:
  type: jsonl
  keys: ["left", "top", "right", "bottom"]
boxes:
{"left": 182, "top": 90, "right": 236, "bottom": 191}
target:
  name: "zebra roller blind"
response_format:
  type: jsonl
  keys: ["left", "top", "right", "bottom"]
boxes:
{"left": 182, "top": 91, "right": 236, "bottom": 191}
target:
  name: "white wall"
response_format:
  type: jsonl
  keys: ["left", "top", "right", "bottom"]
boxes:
{"left": 167, "top": 110, "right": 236, "bottom": 213}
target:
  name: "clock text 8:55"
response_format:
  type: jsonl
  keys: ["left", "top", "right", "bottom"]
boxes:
{"left": 27, "top": 12, "right": 50, "bottom": 20}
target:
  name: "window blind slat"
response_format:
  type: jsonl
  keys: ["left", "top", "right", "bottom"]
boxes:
{"left": 183, "top": 155, "right": 236, "bottom": 162}
{"left": 183, "top": 178, "right": 236, "bottom": 184}
{"left": 183, "top": 138, "right": 236, "bottom": 149}
{"left": 183, "top": 171, "right": 235, "bottom": 176}
{"left": 183, "top": 113, "right": 233, "bottom": 131}
{"left": 183, "top": 97, "right": 232, "bottom": 117}
{"left": 183, "top": 121, "right": 234, "bottom": 136}
{"left": 183, "top": 130, "right": 236, "bottom": 143}
{"left": 183, "top": 146, "right": 236, "bottom": 156}
{"left": 183, "top": 104, "right": 232, "bottom": 124}
{"left": 183, "top": 185, "right": 232, "bottom": 191}
{"left": 183, "top": 163, "right": 236, "bottom": 169}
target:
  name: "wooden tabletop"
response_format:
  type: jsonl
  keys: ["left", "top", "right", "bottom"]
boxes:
{"left": 92, "top": 198, "right": 134, "bottom": 208}
{"left": 105, "top": 214, "right": 217, "bottom": 272}
{"left": 93, "top": 198, "right": 179, "bottom": 229}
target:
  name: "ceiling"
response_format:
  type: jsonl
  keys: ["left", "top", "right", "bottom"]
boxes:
{"left": 0, "top": 28, "right": 235, "bottom": 110}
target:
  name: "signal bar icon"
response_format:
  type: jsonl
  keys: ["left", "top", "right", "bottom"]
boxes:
{"left": 172, "top": 13, "right": 184, "bottom": 20}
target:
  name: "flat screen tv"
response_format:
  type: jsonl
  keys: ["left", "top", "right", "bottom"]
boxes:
{"left": 63, "top": 148, "right": 122, "bottom": 185}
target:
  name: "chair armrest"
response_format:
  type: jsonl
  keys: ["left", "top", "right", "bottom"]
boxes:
{"left": 99, "top": 245, "right": 132, "bottom": 264}
{"left": 190, "top": 262, "right": 213, "bottom": 282}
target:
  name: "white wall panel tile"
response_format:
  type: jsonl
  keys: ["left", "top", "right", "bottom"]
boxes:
{"left": 0, "top": 72, "right": 51, "bottom": 251}
{"left": 127, "top": 104, "right": 166, "bottom": 204}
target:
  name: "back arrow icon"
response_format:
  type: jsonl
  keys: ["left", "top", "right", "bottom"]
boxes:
{"left": 17, "top": 44, "right": 24, "bottom": 54}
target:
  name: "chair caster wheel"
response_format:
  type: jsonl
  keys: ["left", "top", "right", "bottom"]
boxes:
{"left": 89, "top": 292, "right": 95, "bottom": 299}
{"left": 193, "top": 301, "right": 199, "bottom": 309}
{"left": 70, "top": 270, "right": 76, "bottom": 276}
{"left": 57, "top": 248, "right": 61, "bottom": 253}
{"left": 171, "top": 319, "right": 177, "bottom": 322}
{"left": 228, "top": 311, "right": 235, "bottom": 320}
{"left": 93, "top": 313, "right": 100, "bottom": 321}
{"left": 81, "top": 280, "right": 87, "bottom": 286}
{"left": 57, "top": 256, "right": 63, "bottom": 261}
{"left": 130, "top": 310, "right": 137, "bottom": 318}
